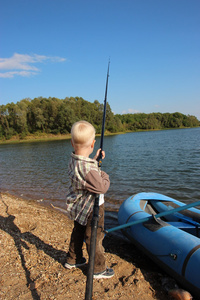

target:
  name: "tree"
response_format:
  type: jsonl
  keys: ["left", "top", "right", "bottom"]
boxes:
{"left": 0, "top": 97, "right": 199, "bottom": 140}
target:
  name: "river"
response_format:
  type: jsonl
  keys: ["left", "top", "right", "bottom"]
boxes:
{"left": 0, "top": 128, "right": 199, "bottom": 228}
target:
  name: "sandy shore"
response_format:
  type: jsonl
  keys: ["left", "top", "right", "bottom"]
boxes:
{"left": 0, "top": 193, "right": 193, "bottom": 300}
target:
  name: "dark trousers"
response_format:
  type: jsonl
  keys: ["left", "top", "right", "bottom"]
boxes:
{"left": 66, "top": 204, "right": 106, "bottom": 273}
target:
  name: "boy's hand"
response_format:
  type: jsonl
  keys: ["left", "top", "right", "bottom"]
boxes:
{"left": 93, "top": 148, "right": 105, "bottom": 160}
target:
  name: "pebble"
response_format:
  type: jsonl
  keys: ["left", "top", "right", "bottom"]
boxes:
{"left": 168, "top": 289, "right": 193, "bottom": 300}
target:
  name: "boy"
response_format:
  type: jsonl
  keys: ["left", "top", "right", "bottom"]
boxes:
{"left": 64, "top": 120, "right": 114, "bottom": 279}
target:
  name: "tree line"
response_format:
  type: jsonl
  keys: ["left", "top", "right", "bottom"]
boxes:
{"left": 0, "top": 97, "right": 199, "bottom": 140}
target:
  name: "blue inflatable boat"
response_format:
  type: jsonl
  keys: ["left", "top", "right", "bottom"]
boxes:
{"left": 118, "top": 192, "right": 200, "bottom": 299}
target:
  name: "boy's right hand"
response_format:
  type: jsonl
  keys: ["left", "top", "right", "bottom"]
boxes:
{"left": 94, "top": 148, "right": 105, "bottom": 161}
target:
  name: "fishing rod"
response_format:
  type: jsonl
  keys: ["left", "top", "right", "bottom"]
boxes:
{"left": 85, "top": 60, "right": 110, "bottom": 300}
{"left": 97, "top": 59, "right": 110, "bottom": 166}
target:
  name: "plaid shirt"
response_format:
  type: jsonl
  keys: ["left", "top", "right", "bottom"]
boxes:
{"left": 65, "top": 152, "right": 110, "bottom": 226}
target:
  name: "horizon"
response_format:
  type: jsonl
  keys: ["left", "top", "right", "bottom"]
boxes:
{"left": 1, "top": 95, "right": 199, "bottom": 121}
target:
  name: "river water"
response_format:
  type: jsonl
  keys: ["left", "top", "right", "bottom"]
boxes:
{"left": 0, "top": 128, "right": 200, "bottom": 228}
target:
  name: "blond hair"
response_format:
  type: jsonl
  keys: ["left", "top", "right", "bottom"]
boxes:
{"left": 71, "top": 121, "right": 95, "bottom": 147}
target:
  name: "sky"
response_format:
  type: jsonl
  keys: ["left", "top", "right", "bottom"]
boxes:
{"left": 0, "top": 0, "right": 200, "bottom": 120}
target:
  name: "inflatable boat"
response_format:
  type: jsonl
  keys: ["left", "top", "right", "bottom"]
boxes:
{"left": 118, "top": 192, "right": 200, "bottom": 299}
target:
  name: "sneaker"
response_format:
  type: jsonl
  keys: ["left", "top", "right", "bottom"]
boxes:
{"left": 93, "top": 268, "right": 114, "bottom": 279}
{"left": 64, "top": 257, "right": 86, "bottom": 269}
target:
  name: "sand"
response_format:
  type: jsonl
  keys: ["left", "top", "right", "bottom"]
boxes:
{"left": 0, "top": 193, "right": 193, "bottom": 300}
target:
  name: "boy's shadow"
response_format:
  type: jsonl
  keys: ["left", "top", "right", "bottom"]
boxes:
{"left": 0, "top": 213, "right": 68, "bottom": 300}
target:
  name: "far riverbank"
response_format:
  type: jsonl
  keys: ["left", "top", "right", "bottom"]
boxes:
{"left": 0, "top": 131, "right": 125, "bottom": 144}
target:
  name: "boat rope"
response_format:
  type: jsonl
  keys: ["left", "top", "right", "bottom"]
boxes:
{"left": 125, "top": 211, "right": 143, "bottom": 224}
{"left": 182, "top": 244, "right": 200, "bottom": 277}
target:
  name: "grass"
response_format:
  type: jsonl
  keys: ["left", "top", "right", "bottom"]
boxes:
{"left": 0, "top": 131, "right": 126, "bottom": 144}
{"left": 0, "top": 133, "right": 71, "bottom": 144}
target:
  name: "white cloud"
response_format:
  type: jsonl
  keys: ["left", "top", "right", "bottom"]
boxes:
{"left": 121, "top": 108, "right": 141, "bottom": 114}
{"left": 0, "top": 53, "right": 66, "bottom": 78}
{"left": 0, "top": 71, "right": 37, "bottom": 78}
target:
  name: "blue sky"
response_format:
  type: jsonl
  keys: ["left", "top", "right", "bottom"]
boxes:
{"left": 1, "top": 0, "right": 200, "bottom": 119}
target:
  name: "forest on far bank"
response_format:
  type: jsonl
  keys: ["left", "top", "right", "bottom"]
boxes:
{"left": 0, "top": 96, "right": 199, "bottom": 140}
